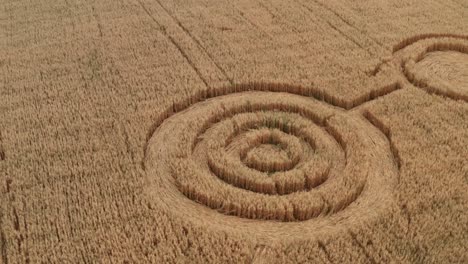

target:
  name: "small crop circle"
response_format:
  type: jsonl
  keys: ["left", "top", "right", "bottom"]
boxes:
{"left": 394, "top": 37, "right": 468, "bottom": 102}
{"left": 407, "top": 50, "right": 468, "bottom": 100}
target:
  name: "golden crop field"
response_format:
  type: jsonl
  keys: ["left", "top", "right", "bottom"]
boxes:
{"left": 0, "top": 0, "right": 467, "bottom": 263}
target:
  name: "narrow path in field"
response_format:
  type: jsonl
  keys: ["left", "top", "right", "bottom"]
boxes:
{"left": 153, "top": 0, "right": 234, "bottom": 85}
{"left": 134, "top": 0, "right": 211, "bottom": 87}
{"left": 293, "top": 0, "right": 379, "bottom": 56}
{"left": 309, "top": 0, "right": 385, "bottom": 49}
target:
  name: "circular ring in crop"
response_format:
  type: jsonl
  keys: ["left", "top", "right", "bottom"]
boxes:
{"left": 145, "top": 89, "right": 398, "bottom": 241}
{"left": 392, "top": 36, "right": 468, "bottom": 102}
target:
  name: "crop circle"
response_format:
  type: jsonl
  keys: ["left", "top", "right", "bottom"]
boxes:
{"left": 145, "top": 89, "right": 398, "bottom": 241}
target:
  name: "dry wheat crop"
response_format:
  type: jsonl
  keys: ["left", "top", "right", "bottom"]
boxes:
{"left": 0, "top": 0, "right": 467, "bottom": 263}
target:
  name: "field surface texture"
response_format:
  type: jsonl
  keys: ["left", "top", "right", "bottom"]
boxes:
{"left": 0, "top": 0, "right": 467, "bottom": 263}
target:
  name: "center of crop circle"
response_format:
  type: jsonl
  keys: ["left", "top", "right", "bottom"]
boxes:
{"left": 243, "top": 143, "right": 292, "bottom": 173}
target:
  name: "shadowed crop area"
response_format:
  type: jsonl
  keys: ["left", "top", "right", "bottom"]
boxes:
{"left": 0, "top": 0, "right": 467, "bottom": 263}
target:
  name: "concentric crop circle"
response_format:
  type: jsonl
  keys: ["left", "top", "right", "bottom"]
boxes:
{"left": 203, "top": 111, "right": 337, "bottom": 199}
{"left": 145, "top": 89, "right": 398, "bottom": 241}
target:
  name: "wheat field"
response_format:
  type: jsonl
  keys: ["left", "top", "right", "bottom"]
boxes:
{"left": 0, "top": 0, "right": 467, "bottom": 263}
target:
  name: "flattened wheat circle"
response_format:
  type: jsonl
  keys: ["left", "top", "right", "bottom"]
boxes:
{"left": 144, "top": 86, "right": 398, "bottom": 241}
